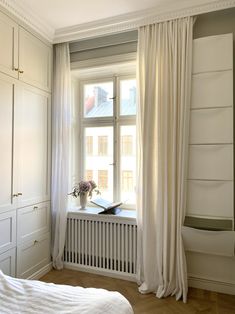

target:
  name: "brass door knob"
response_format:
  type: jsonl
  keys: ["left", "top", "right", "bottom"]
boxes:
{"left": 19, "top": 70, "right": 24, "bottom": 74}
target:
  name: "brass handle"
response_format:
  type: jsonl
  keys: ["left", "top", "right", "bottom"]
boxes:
{"left": 34, "top": 240, "right": 39, "bottom": 245}
{"left": 12, "top": 193, "right": 18, "bottom": 198}
{"left": 33, "top": 206, "right": 38, "bottom": 210}
{"left": 18, "top": 192, "right": 23, "bottom": 196}
{"left": 13, "top": 67, "right": 19, "bottom": 71}
{"left": 19, "top": 70, "right": 24, "bottom": 74}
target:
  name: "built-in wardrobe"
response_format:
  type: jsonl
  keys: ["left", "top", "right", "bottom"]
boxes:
{"left": 0, "top": 9, "right": 52, "bottom": 279}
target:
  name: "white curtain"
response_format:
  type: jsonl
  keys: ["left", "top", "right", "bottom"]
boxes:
{"left": 136, "top": 17, "right": 194, "bottom": 302}
{"left": 52, "top": 43, "right": 71, "bottom": 269}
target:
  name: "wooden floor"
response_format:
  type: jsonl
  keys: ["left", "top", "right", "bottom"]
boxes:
{"left": 41, "top": 269, "right": 235, "bottom": 314}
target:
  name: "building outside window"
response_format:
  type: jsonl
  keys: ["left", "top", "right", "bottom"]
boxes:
{"left": 98, "top": 170, "right": 108, "bottom": 190}
{"left": 86, "top": 136, "right": 93, "bottom": 155}
{"left": 121, "top": 135, "right": 133, "bottom": 156}
{"left": 85, "top": 170, "right": 93, "bottom": 181}
{"left": 122, "top": 170, "right": 134, "bottom": 192}
{"left": 98, "top": 136, "right": 108, "bottom": 156}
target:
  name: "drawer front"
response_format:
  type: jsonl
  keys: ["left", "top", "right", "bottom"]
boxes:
{"left": 189, "top": 108, "right": 233, "bottom": 144}
{"left": 17, "top": 202, "right": 50, "bottom": 244}
{"left": 0, "top": 210, "right": 16, "bottom": 254}
{"left": 193, "top": 34, "right": 233, "bottom": 73}
{"left": 17, "top": 232, "right": 50, "bottom": 279}
{"left": 188, "top": 145, "right": 233, "bottom": 180}
{"left": 0, "top": 248, "right": 16, "bottom": 276}
{"left": 182, "top": 226, "right": 235, "bottom": 257}
{"left": 187, "top": 180, "right": 233, "bottom": 219}
{"left": 191, "top": 70, "right": 233, "bottom": 109}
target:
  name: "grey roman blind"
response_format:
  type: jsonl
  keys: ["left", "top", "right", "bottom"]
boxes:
{"left": 69, "top": 30, "right": 138, "bottom": 63}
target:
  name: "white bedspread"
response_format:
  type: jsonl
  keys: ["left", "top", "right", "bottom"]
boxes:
{"left": 0, "top": 271, "right": 133, "bottom": 314}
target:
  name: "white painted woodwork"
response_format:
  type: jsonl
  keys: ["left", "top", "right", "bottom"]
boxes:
{"left": 17, "top": 232, "right": 50, "bottom": 279}
{"left": 182, "top": 227, "right": 235, "bottom": 257}
{"left": 0, "top": 210, "right": 16, "bottom": 254}
{"left": 19, "top": 27, "right": 52, "bottom": 92}
{"left": 191, "top": 70, "right": 233, "bottom": 109}
{"left": 17, "top": 202, "right": 50, "bottom": 244}
{"left": 189, "top": 107, "right": 233, "bottom": 144}
{"left": 0, "top": 248, "right": 16, "bottom": 276}
{"left": 187, "top": 180, "right": 233, "bottom": 219}
{"left": 0, "top": 74, "right": 16, "bottom": 214}
{"left": 188, "top": 144, "right": 233, "bottom": 181}
{"left": 14, "top": 84, "right": 51, "bottom": 208}
{"left": 0, "top": 11, "right": 18, "bottom": 78}
{"left": 193, "top": 34, "right": 233, "bottom": 73}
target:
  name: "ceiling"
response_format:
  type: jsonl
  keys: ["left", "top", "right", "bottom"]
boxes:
{"left": 19, "top": 0, "right": 178, "bottom": 30}
{"left": 2, "top": 0, "right": 234, "bottom": 43}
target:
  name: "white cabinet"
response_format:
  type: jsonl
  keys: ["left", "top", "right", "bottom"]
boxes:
{"left": 17, "top": 232, "right": 50, "bottom": 279}
{"left": 0, "top": 210, "right": 16, "bottom": 254}
{"left": 14, "top": 84, "right": 51, "bottom": 207}
{"left": 0, "top": 11, "right": 18, "bottom": 78}
{"left": 0, "top": 74, "right": 16, "bottom": 214}
{"left": 17, "top": 202, "right": 50, "bottom": 244}
{"left": 0, "top": 248, "right": 16, "bottom": 276}
{"left": 19, "top": 27, "right": 52, "bottom": 92}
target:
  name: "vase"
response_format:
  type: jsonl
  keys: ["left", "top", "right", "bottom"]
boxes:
{"left": 80, "top": 192, "right": 88, "bottom": 209}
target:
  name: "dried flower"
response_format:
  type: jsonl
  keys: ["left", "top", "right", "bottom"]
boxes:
{"left": 69, "top": 180, "right": 100, "bottom": 198}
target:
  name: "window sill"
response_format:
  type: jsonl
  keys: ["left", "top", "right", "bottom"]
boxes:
{"left": 68, "top": 206, "right": 137, "bottom": 224}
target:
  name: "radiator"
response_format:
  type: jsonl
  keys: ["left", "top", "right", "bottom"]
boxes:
{"left": 64, "top": 212, "right": 137, "bottom": 280}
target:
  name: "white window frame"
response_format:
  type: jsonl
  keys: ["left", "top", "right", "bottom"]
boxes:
{"left": 78, "top": 72, "right": 136, "bottom": 209}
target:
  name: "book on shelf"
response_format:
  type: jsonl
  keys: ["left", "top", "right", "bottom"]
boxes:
{"left": 91, "top": 198, "right": 122, "bottom": 215}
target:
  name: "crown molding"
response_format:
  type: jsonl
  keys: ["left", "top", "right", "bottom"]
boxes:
{"left": 0, "top": 0, "right": 54, "bottom": 43}
{"left": 54, "top": 0, "right": 235, "bottom": 43}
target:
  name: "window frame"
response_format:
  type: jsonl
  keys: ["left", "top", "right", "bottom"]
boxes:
{"left": 79, "top": 73, "right": 136, "bottom": 209}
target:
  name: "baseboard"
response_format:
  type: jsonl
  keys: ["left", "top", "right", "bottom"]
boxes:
{"left": 27, "top": 262, "right": 52, "bottom": 280}
{"left": 188, "top": 275, "right": 235, "bottom": 295}
{"left": 64, "top": 262, "right": 137, "bottom": 282}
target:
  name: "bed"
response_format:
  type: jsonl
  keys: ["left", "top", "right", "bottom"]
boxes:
{"left": 0, "top": 271, "right": 133, "bottom": 314}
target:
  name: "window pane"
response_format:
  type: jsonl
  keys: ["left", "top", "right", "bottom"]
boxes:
{"left": 84, "top": 127, "right": 113, "bottom": 200}
{"left": 84, "top": 82, "right": 113, "bottom": 118}
{"left": 120, "top": 125, "right": 136, "bottom": 204}
{"left": 120, "top": 79, "right": 136, "bottom": 116}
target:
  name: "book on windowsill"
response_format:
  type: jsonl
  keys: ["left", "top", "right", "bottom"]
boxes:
{"left": 91, "top": 198, "right": 122, "bottom": 215}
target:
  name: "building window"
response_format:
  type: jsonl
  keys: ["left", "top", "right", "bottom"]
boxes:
{"left": 86, "top": 136, "right": 93, "bottom": 155}
{"left": 98, "top": 136, "right": 108, "bottom": 156}
{"left": 121, "top": 135, "right": 133, "bottom": 156}
{"left": 98, "top": 170, "right": 108, "bottom": 190}
{"left": 122, "top": 171, "right": 134, "bottom": 192}
{"left": 80, "top": 74, "right": 136, "bottom": 207}
{"left": 85, "top": 170, "right": 93, "bottom": 181}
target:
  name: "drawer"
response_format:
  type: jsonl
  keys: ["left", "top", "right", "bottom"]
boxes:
{"left": 189, "top": 107, "right": 233, "bottom": 144}
{"left": 182, "top": 226, "right": 235, "bottom": 256}
{"left": 0, "top": 210, "right": 16, "bottom": 254}
{"left": 191, "top": 70, "right": 233, "bottom": 109}
{"left": 193, "top": 34, "right": 233, "bottom": 73}
{"left": 17, "top": 232, "right": 50, "bottom": 279}
{"left": 187, "top": 180, "right": 233, "bottom": 218}
{"left": 0, "top": 248, "right": 16, "bottom": 276}
{"left": 17, "top": 202, "right": 50, "bottom": 244}
{"left": 188, "top": 144, "right": 233, "bottom": 180}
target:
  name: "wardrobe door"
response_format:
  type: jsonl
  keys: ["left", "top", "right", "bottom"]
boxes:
{"left": 0, "top": 11, "right": 18, "bottom": 78}
{"left": 18, "top": 27, "right": 52, "bottom": 92}
{"left": 0, "top": 74, "right": 17, "bottom": 213}
{"left": 14, "top": 84, "right": 51, "bottom": 208}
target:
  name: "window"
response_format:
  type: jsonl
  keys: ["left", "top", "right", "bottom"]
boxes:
{"left": 80, "top": 74, "right": 136, "bottom": 207}
{"left": 98, "top": 170, "right": 108, "bottom": 190}
{"left": 98, "top": 136, "right": 108, "bottom": 155}
{"left": 86, "top": 136, "right": 93, "bottom": 155}
{"left": 85, "top": 170, "right": 93, "bottom": 181}
{"left": 121, "top": 135, "right": 133, "bottom": 156}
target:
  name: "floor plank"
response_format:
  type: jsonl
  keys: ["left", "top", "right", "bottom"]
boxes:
{"left": 41, "top": 269, "right": 235, "bottom": 314}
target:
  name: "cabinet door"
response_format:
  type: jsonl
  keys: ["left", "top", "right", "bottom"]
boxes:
{"left": 19, "top": 27, "right": 52, "bottom": 92}
{"left": 14, "top": 84, "right": 51, "bottom": 208}
{"left": 0, "top": 248, "right": 16, "bottom": 276}
{"left": 0, "top": 210, "right": 16, "bottom": 255}
{"left": 0, "top": 74, "right": 17, "bottom": 213}
{"left": 0, "top": 11, "right": 18, "bottom": 78}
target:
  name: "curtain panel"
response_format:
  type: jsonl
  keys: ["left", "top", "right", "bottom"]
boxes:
{"left": 136, "top": 16, "right": 194, "bottom": 302}
{"left": 51, "top": 43, "right": 71, "bottom": 269}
